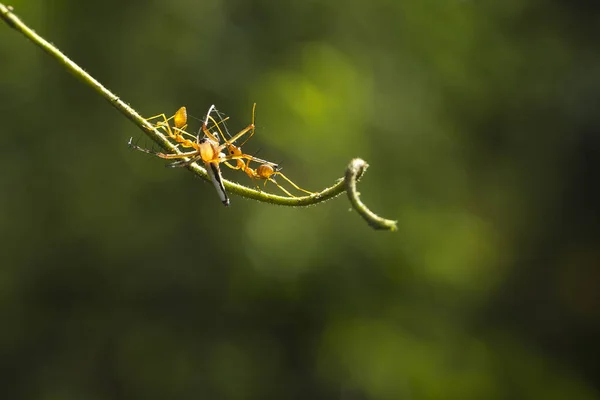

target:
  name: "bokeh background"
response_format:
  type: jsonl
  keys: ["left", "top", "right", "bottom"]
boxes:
{"left": 1, "top": 0, "right": 599, "bottom": 399}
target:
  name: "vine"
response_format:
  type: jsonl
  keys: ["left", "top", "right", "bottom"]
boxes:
{"left": 1, "top": 3, "right": 397, "bottom": 231}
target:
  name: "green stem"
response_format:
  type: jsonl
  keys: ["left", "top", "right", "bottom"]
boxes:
{"left": 345, "top": 159, "right": 398, "bottom": 231}
{"left": 1, "top": 3, "right": 396, "bottom": 229}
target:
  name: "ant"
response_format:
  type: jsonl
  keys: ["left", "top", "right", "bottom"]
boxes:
{"left": 219, "top": 104, "right": 315, "bottom": 197}
{"left": 129, "top": 105, "right": 253, "bottom": 206}
{"left": 130, "top": 104, "right": 314, "bottom": 204}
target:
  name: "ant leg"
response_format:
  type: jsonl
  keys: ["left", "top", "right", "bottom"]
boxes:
{"left": 222, "top": 160, "right": 240, "bottom": 170}
{"left": 225, "top": 123, "right": 255, "bottom": 148}
{"left": 166, "top": 155, "right": 203, "bottom": 168}
{"left": 222, "top": 159, "right": 251, "bottom": 173}
{"left": 145, "top": 112, "right": 171, "bottom": 125}
{"left": 275, "top": 172, "right": 315, "bottom": 195}
{"left": 128, "top": 137, "right": 199, "bottom": 160}
{"left": 218, "top": 103, "right": 257, "bottom": 148}
{"left": 266, "top": 178, "right": 296, "bottom": 197}
{"left": 145, "top": 112, "right": 178, "bottom": 141}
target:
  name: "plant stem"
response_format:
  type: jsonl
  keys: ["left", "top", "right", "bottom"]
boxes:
{"left": 1, "top": 3, "right": 396, "bottom": 230}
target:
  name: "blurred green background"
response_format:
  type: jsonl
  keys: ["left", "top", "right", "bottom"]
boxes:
{"left": 1, "top": 0, "right": 599, "bottom": 399}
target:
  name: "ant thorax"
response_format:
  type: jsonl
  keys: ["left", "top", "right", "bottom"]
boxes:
{"left": 135, "top": 103, "right": 315, "bottom": 203}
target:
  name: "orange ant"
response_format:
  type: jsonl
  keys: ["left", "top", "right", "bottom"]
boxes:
{"left": 130, "top": 104, "right": 314, "bottom": 203}
{"left": 129, "top": 105, "right": 254, "bottom": 206}
{"left": 218, "top": 104, "right": 315, "bottom": 197}
{"left": 228, "top": 157, "right": 314, "bottom": 198}
{"left": 144, "top": 106, "right": 220, "bottom": 152}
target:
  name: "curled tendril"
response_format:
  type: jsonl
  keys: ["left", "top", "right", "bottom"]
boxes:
{"left": 345, "top": 159, "right": 398, "bottom": 231}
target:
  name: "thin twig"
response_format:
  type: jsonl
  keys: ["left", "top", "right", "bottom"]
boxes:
{"left": 1, "top": 3, "right": 396, "bottom": 229}
{"left": 345, "top": 159, "right": 398, "bottom": 231}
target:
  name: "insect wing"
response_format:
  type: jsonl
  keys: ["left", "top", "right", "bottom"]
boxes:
{"left": 206, "top": 161, "right": 230, "bottom": 206}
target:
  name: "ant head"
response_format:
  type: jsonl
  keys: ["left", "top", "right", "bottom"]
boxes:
{"left": 273, "top": 164, "right": 283, "bottom": 172}
{"left": 225, "top": 144, "right": 240, "bottom": 155}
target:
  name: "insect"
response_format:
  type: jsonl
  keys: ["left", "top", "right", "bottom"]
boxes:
{"left": 130, "top": 105, "right": 254, "bottom": 206}
{"left": 130, "top": 104, "right": 314, "bottom": 204}
{"left": 216, "top": 104, "right": 315, "bottom": 197}
{"left": 144, "top": 106, "right": 220, "bottom": 153}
